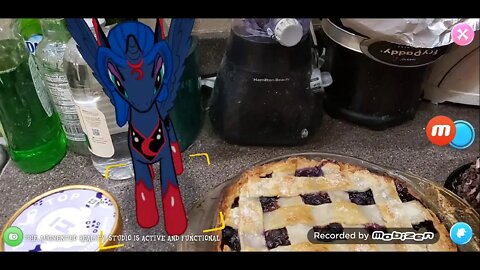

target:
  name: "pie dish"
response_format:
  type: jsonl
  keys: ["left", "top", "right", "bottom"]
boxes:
{"left": 176, "top": 153, "right": 480, "bottom": 252}
{"left": 216, "top": 157, "right": 457, "bottom": 251}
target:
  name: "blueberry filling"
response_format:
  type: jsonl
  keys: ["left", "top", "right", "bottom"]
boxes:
{"left": 348, "top": 189, "right": 375, "bottom": 205}
{"left": 412, "top": 220, "right": 437, "bottom": 234}
{"left": 231, "top": 197, "right": 239, "bottom": 208}
{"left": 259, "top": 196, "right": 279, "bottom": 212}
{"left": 364, "top": 223, "right": 387, "bottom": 235}
{"left": 300, "top": 192, "right": 332, "bottom": 205}
{"left": 294, "top": 165, "right": 324, "bottom": 177}
{"left": 264, "top": 227, "right": 291, "bottom": 249}
{"left": 260, "top": 172, "right": 273, "bottom": 178}
{"left": 313, "top": 223, "right": 344, "bottom": 242}
{"left": 394, "top": 180, "right": 417, "bottom": 203}
{"left": 221, "top": 226, "right": 241, "bottom": 251}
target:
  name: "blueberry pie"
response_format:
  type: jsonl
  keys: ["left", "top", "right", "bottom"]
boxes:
{"left": 216, "top": 157, "right": 456, "bottom": 251}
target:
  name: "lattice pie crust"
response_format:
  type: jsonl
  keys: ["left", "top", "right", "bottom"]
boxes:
{"left": 216, "top": 157, "right": 456, "bottom": 251}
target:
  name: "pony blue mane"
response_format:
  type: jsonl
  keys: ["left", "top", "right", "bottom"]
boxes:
{"left": 107, "top": 22, "right": 155, "bottom": 58}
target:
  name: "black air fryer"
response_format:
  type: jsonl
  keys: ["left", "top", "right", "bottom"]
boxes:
{"left": 320, "top": 19, "right": 448, "bottom": 130}
{"left": 209, "top": 20, "right": 322, "bottom": 146}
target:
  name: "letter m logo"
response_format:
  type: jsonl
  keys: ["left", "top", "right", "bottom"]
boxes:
{"left": 431, "top": 125, "right": 451, "bottom": 136}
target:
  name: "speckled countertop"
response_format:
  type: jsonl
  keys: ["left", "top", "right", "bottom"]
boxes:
{"left": 0, "top": 101, "right": 478, "bottom": 251}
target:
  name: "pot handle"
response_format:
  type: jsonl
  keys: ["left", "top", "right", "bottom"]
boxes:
{"left": 310, "top": 68, "right": 332, "bottom": 91}
{"left": 309, "top": 21, "right": 332, "bottom": 93}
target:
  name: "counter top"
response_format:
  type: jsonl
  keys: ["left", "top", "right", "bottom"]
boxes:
{"left": 1, "top": 101, "right": 478, "bottom": 251}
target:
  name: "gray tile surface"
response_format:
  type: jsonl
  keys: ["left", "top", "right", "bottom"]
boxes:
{"left": 0, "top": 101, "right": 478, "bottom": 251}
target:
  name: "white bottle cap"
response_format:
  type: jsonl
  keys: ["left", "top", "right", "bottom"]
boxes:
{"left": 83, "top": 18, "right": 106, "bottom": 28}
{"left": 274, "top": 18, "right": 303, "bottom": 47}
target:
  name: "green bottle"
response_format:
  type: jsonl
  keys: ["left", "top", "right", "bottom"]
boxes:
{"left": 105, "top": 18, "right": 136, "bottom": 25}
{"left": 16, "top": 19, "right": 43, "bottom": 54}
{"left": 170, "top": 36, "right": 204, "bottom": 151}
{"left": 0, "top": 19, "right": 66, "bottom": 173}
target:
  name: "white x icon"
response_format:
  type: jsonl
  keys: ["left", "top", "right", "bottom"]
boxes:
{"left": 457, "top": 28, "right": 469, "bottom": 40}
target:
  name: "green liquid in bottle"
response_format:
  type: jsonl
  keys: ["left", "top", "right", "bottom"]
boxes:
{"left": 0, "top": 39, "right": 66, "bottom": 173}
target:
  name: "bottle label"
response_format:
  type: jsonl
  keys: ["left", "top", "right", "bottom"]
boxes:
{"left": 75, "top": 105, "right": 115, "bottom": 158}
{"left": 0, "top": 121, "right": 7, "bottom": 146}
{"left": 44, "top": 73, "right": 85, "bottom": 142}
{"left": 25, "top": 34, "right": 43, "bottom": 55}
{"left": 28, "top": 55, "right": 53, "bottom": 117}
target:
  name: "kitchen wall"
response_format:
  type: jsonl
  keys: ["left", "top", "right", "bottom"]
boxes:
{"left": 139, "top": 18, "right": 231, "bottom": 37}
{"left": 140, "top": 18, "right": 322, "bottom": 37}
{"left": 139, "top": 18, "right": 322, "bottom": 75}
{"left": 191, "top": 19, "right": 232, "bottom": 36}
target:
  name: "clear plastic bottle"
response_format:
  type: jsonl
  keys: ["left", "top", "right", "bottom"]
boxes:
{"left": 36, "top": 19, "right": 89, "bottom": 155}
{"left": 64, "top": 19, "right": 133, "bottom": 180}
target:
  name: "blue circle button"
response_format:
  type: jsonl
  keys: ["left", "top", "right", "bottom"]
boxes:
{"left": 449, "top": 222, "right": 473, "bottom": 245}
{"left": 450, "top": 120, "right": 475, "bottom": 149}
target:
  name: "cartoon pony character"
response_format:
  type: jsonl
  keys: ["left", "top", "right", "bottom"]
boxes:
{"left": 66, "top": 18, "right": 195, "bottom": 235}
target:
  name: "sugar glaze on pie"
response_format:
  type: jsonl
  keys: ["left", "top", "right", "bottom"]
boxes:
{"left": 216, "top": 157, "right": 457, "bottom": 251}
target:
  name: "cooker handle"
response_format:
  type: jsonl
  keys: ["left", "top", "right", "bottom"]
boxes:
{"left": 310, "top": 68, "right": 332, "bottom": 92}
{"left": 309, "top": 21, "right": 332, "bottom": 93}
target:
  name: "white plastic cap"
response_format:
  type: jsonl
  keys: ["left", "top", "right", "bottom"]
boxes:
{"left": 274, "top": 18, "right": 303, "bottom": 47}
{"left": 83, "top": 18, "right": 106, "bottom": 28}
{"left": 310, "top": 69, "right": 333, "bottom": 90}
